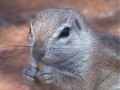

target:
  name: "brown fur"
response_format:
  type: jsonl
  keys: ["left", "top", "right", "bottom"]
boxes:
{"left": 23, "top": 8, "right": 120, "bottom": 90}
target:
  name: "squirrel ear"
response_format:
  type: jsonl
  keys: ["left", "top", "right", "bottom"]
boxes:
{"left": 75, "top": 19, "right": 81, "bottom": 30}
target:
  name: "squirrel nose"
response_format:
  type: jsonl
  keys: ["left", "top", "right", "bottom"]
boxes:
{"left": 32, "top": 41, "right": 46, "bottom": 62}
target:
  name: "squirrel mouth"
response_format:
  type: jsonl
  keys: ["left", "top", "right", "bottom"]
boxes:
{"left": 40, "top": 55, "right": 58, "bottom": 65}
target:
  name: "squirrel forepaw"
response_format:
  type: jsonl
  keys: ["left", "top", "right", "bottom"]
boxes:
{"left": 23, "top": 66, "right": 38, "bottom": 84}
{"left": 36, "top": 66, "right": 57, "bottom": 84}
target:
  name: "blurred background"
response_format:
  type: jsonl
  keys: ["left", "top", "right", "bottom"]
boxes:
{"left": 0, "top": 0, "right": 119, "bottom": 90}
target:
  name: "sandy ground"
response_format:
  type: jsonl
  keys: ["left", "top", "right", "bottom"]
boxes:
{"left": 0, "top": 25, "right": 31, "bottom": 90}
{"left": 0, "top": 0, "right": 119, "bottom": 90}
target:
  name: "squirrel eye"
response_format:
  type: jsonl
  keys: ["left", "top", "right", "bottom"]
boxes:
{"left": 58, "top": 27, "right": 70, "bottom": 38}
{"left": 28, "top": 27, "right": 33, "bottom": 42}
{"left": 29, "top": 33, "right": 33, "bottom": 42}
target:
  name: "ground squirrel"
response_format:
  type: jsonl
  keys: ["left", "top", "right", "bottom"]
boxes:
{"left": 23, "top": 8, "right": 120, "bottom": 90}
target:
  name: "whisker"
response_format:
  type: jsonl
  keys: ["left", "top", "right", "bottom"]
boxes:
{"left": 10, "top": 45, "right": 31, "bottom": 47}
{"left": 50, "top": 52, "right": 60, "bottom": 57}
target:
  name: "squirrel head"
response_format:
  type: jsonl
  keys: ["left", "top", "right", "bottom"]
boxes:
{"left": 29, "top": 8, "right": 92, "bottom": 65}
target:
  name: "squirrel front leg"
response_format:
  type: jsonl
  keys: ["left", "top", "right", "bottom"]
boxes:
{"left": 23, "top": 59, "right": 98, "bottom": 90}
{"left": 36, "top": 65, "right": 83, "bottom": 90}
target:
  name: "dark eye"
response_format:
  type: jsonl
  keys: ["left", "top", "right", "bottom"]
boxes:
{"left": 29, "top": 33, "right": 33, "bottom": 41}
{"left": 28, "top": 27, "right": 33, "bottom": 42}
{"left": 58, "top": 27, "right": 70, "bottom": 38}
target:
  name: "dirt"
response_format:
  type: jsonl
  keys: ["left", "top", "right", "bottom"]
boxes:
{"left": 0, "top": 0, "right": 119, "bottom": 90}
